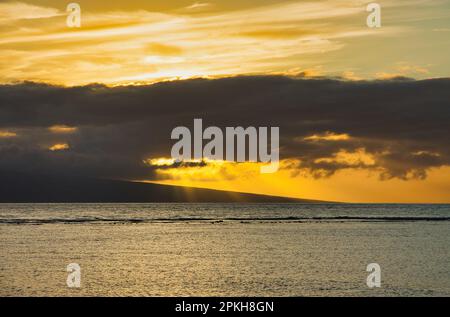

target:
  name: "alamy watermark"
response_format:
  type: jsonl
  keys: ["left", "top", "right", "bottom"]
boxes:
{"left": 66, "top": 263, "right": 81, "bottom": 288}
{"left": 366, "top": 263, "right": 381, "bottom": 288}
{"left": 64, "top": 3, "right": 381, "bottom": 30}
{"left": 366, "top": 3, "right": 381, "bottom": 28}
{"left": 66, "top": 3, "right": 81, "bottom": 28}
{"left": 171, "top": 119, "right": 279, "bottom": 173}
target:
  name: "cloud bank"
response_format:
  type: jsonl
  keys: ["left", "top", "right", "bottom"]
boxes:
{"left": 0, "top": 76, "right": 449, "bottom": 181}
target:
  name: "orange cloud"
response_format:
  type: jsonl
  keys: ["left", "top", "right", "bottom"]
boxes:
{"left": 0, "top": 130, "right": 17, "bottom": 138}
{"left": 49, "top": 125, "right": 78, "bottom": 134}
{"left": 314, "top": 148, "right": 376, "bottom": 166}
{"left": 49, "top": 143, "right": 70, "bottom": 151}
{"left": 303, "top": 132, "right": 351, "bottom": 141}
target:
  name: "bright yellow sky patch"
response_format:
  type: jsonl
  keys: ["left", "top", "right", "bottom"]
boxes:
{"left": 143, "top": 156, "right": 450, "bottom": 203}
{"left": 150, "top": 164, "right": 450, "bottom": 203}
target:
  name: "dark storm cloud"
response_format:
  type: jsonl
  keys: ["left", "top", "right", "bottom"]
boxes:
{"left": 0, "top": 76, "right": 449, "bottom": 180}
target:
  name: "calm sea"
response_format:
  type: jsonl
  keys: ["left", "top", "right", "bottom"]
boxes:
{"left": 1, "top": 203, "right": 449, "bottom": 296}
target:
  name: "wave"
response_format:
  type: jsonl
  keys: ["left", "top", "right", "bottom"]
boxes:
{"left": 1, "top": 216, "right": 450, "bottom": 225}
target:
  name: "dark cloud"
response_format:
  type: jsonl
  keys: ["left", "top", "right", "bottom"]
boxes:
{"left": 0, "top": 76, "right": 449, "bottom": 180}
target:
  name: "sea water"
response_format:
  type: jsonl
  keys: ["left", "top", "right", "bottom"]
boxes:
{"left": 1, "top": 203, "right": 449, "bottom": 296}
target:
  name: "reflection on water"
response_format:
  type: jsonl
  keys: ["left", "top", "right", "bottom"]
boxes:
{"left": 0, "top": 204, "right": 449, "bottom": 296}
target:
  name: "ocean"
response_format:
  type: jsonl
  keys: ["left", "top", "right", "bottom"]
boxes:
{"left": 1, "top": 203, "right": 449, "bottom": 296}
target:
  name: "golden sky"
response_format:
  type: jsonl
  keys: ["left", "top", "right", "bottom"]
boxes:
{"left": 1, "top": 0, "right": 450, "bottom": 203}
{"left": 1, "top": 0, "right": 449, "bottom": 85}
{"left": 146, "top": 159, "right": 450, "bottom": 203}
{"left": 151, "top": 167, "right": 450, "bottom": 203}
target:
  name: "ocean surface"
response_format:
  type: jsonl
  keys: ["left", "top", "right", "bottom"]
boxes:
{"left": 1, "top": 203, "right": 449, "bottom": 296}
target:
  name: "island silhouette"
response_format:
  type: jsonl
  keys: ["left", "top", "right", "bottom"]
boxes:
{"left": 0, "top": 171, "right": 325, "bottom": 203}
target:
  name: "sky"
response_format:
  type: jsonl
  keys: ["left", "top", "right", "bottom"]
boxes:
{"left": 0, "top": 0, "right": 449, "bottom": 202}
{"left": 1, "top": 0, "right": 450, "bottom": 84}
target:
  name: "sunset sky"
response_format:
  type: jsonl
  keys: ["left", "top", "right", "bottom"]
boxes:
{"left": 1, "top": 0, "right": 450, "bottom": 202}
{"left": 2, "top": 0, "right": 450, "bottom": 84}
